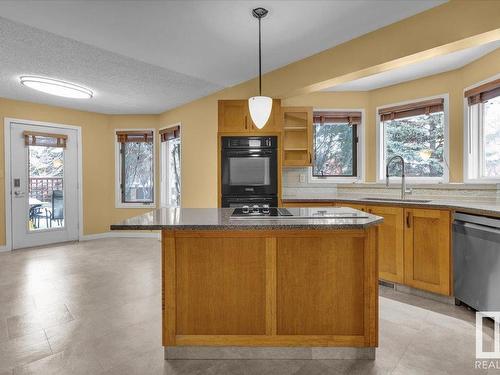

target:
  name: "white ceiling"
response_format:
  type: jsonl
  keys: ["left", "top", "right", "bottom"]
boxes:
{"left": 0, "top": 0, "right": 445, "bottom": 114}
{"left": 323, "top": 41, "right": 500, "bottom": 92}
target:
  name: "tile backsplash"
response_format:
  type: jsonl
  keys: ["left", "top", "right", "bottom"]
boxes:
{"left": 283, "top": 167, "right": 500, "bottom": 200}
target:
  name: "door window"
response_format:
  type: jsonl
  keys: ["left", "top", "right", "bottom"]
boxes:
{"left": 27, "top": 139, "right": 65, "bottom": 231}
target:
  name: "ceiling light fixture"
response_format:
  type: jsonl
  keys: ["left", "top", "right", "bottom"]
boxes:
{"left": 20, "top": 76, "right": 93, "bottom": 99}
{"left": 248, "top": 7, "right": 272, "bottom": 129}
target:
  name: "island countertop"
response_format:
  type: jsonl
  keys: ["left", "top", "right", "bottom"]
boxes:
{"left": 110, "top": 207, "right": 383, "bottom": 231}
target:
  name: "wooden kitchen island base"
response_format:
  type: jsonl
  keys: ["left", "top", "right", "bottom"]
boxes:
{"left": 162, "top": 227, "right": 379, "bottom": 359}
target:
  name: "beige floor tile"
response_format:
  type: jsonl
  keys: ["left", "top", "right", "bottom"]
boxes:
{"left": 6, "top": 305, "right": 74, "bottom": 340}
{"left": 0, "top": 331, "right": 52, "bottom": 372}
{"left": 6, "top": 314, "right": 42, "bottom": 340}
{"left": 0, "top": 319, "right": 9, "bottom": 343}
{"left": 12, "top": 341, "right": 104, "bottom": 375}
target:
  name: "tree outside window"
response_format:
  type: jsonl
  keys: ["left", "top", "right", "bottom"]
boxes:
{"left": 313, "top": 122, "right": 357, "bottom": 177}
{"left": 383, "top": 112, "right": 444, "bottom": 178}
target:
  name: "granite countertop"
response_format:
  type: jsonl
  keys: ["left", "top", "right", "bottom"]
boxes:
{"left": 110, "top": 207, "right": 383, "bottom": 231}
{"left": 282, "top": 194, "right": 500, "bottom": 218}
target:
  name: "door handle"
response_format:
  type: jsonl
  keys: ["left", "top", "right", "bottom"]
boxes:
{"left": 13, "top": 191, "right": 25, "bottom": 198}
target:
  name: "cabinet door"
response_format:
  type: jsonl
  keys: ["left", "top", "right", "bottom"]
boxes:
{"left": 249, "top": 99, "right": 282, "bottom": 132}
{"left": 282, "top": 107, "right": 312, "bottom": 166}
{"left": 218, "top": 100, "right": 249, "bottom": 132}
{"left": 404, "top": 208, "right": 451, "bottom": 295}
{"left": 366, "top": 205, "right": 404, "bottom": 284}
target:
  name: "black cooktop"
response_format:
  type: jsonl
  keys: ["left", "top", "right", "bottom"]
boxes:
{"left": 231, "top": 207, "right": 293, "bottom": 217}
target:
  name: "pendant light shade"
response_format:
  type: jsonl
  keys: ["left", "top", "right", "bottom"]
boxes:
{"left": 249, "top": 96, "right": 272, "bottom": 129}
{"left": 248, "top": 7, "right": 272, "bottom": 129}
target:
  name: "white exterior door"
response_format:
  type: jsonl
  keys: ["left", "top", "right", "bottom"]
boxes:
{"left": 10, "top": 122, "right": 79, "bottom": 249}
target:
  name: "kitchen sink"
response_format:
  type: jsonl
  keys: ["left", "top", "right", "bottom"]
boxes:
{"left": 362, "top": 197, "right": 431, "bottom": 203}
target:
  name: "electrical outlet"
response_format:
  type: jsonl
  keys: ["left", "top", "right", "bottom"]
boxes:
{"left": 299, "top": 174, "right": 306, "bottom": 183}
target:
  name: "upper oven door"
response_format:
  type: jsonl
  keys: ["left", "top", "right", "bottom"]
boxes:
{"left": 221, "top": 148, "right": 277, "bottom": 196}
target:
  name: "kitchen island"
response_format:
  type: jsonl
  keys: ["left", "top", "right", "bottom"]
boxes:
{"left": 111, "top": 207, "right": 383, "bottom": 359}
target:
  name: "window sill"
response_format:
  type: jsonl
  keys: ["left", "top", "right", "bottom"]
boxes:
{"left": 377, "top": 178, "right": 448, "bottom": 185}
{"left": 115, "top": 202, "right": 156, "bottom": 209}
{"left": 309, "top": 177, "right": 362, "bottom": 184}
{"left": 463, "top": 178, "right": 500, "bottom": 184}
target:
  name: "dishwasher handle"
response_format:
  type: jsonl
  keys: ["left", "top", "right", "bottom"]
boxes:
{"left": 454, "top": 221, "right": 500, "bottom": 236}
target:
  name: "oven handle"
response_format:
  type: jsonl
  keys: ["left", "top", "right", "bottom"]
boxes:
{"left": 224, "top": 150, "right": 274, "bottom": 156}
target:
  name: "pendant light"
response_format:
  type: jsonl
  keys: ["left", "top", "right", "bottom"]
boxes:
{"left": 248, "top": 7, "right": 272, "bottom": 129}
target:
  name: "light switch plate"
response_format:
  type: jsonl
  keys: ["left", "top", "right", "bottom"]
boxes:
{"left": 299, "top": 174, "right": 306, "bottom": 183}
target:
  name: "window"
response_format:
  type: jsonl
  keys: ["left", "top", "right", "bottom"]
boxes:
{"left": 312, "top": 111, "right": 360, "bottom": 178}
{"left": 115, "top": 130, "right": 154, "bottom": 207}
{"left": 378, "top": 97, "right": 447, "bottom": 181}
{"left": 160, "top": 126, "right": 181, "bottom": 207}
{"left": 465, "top": 78, "right": 500, "bottom": 180}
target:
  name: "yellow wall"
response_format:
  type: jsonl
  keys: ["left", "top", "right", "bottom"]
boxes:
{"left": 0, "top": 98, "right": 159, "bottom": 244}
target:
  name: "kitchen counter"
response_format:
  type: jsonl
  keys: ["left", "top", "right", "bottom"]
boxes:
{"left": 110, "top": 207, "right": 383, "bottom": 231}
{"left": 111, "top": 207, "right": 381, "bottom": 360}
{"left": 282, "top": 194, "right": 500, "bottom": 218}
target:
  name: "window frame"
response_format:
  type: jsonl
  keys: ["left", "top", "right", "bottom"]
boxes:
{"left": 159, "top": 123, "right": 182, "bottom": 208}
{"left": 308, "top": 108, "right": 365, "bottom": 184}
{"left": 114, "top": 128, "right": 156, "bottom": 209}
{"left": 464, "top": 74, "right": 500, "bottom": 183}
{"left": 376, "top": 94, "right": 450, "bottom": 184}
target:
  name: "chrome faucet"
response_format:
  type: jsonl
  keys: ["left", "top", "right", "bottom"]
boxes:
{"left": 386, "top": 155, "right": 406, "bottom": 200}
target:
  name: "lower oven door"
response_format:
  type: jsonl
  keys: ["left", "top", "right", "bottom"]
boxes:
{"left": 221, "top": 149, "right": 277, "bottom": 196}
{"left": 221, "top": 196, "right": 278, "bottom": 208}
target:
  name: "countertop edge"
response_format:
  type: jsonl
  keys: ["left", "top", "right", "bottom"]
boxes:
{"left": 110, "top": 218, "right": 383, "bottom": 231}
{"left": 282, "top": 198, "right": 500, "bottom": 218}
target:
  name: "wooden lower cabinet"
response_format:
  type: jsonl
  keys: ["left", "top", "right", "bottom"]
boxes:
{"left": 283, "top": 201, "right": 452, "bottom": 296}
{"left": 366, "top": 206, "right": 404, "bottom": 284}
{"left": 403, "top": 208, "right": 451, "bottom": 296}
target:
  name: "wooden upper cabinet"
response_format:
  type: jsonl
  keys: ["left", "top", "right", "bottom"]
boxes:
{"left": 366, "top": 205, "right": 404, "bottom": 284}
{"left": 218, "top": 100, "right": 249, "bottom": 132}
{"left": 403, "top": 208, "right": 451, "bottom": 296}
{"left": 282, "top": 107, "right": 313, "bottom": 167}
{"left": 218, "top": 99, "right": 282, "bottom": 133}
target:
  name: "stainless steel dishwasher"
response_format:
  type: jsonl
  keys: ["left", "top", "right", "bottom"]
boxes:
{"left": 453, "top": 212, "right": 500, "bottom": 311}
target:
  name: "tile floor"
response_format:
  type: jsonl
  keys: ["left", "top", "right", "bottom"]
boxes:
{"left": 0, "top": 238, "right": 497, "bottom": 374}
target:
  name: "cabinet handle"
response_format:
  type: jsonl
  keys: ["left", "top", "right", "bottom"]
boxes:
{"left": 245, "top": 116, "right": 248, "bottom": 130}
{"left": 309, "top": 152, "right": 312, "bottom": 164}
{"left": 406, "top": 212, "right": 412, "bottom": 228}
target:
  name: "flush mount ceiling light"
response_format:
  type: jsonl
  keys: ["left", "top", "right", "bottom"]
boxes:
{"left": 248, "top": 7, "right": 273, "bottom": 129}
{"left": 19, "top": 76, "right": 93, "bottom": 99}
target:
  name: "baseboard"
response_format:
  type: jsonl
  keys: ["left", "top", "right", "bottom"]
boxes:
{"left": 0, "top": 245, "right": 11, "bottom": 253}
{"left": 80, "top": 231, "right": 160, "bottom": 241}
{"left": 379, "top": 280, "right": 455, "bottom": 305}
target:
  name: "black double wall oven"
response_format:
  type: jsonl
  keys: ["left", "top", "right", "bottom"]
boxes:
{"left": 221, "top": 136, "right": 278, "bottom": 208}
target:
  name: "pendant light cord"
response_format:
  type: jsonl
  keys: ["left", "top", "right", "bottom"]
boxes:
{"left": 258, "top": 16, "right": 262, "bottom": 96}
